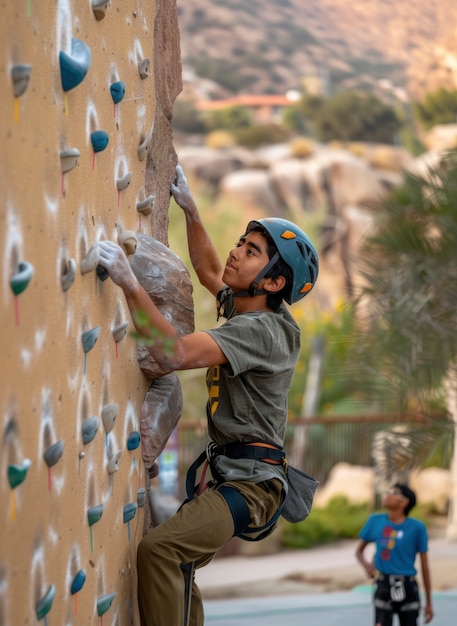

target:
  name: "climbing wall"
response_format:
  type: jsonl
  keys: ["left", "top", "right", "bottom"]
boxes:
{"left": 0, "top": 1, "right": 182, "bottom": 625}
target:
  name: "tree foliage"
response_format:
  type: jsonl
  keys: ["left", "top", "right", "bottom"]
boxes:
{"left": 300, "top": 91, "right": 402, "bottom": 144}
{"left": 351, "top": 150, "right": 457, "bottom": 416}
{"left": 413, "top": 87, "right": 457, "bottom": 130}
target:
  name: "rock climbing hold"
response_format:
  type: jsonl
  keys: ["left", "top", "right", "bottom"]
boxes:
{"left": 138, "top": 58, "right": 150, "bottom": 79}
{"left": 87, "top": 504, "right": 104, "bottom": 526}
{"left": 60, "top": 148, "right": 80, "bottom": 173}
{"left": 10, "top": 261, "right": 33, "bottom": 295}
{"left": 81, "top": 416, "right": 99, "bottom": 444}
{"left": 123, "top": 502, "right": 137, "bottom": 524}
{"left": 127, "top": 431, "right": 141, "bottom": 451}
{"left": 110, "top": 81, "right": 125, "bottom": 104}
{"left": 118, "top": 230, "right": 137, "bottom": 255}
{"left": 44, "top": 441, "right": 64, "bottom": 467}
{"left": 137, "top": 129, "right": 152, "bottom": 161}
{"left": 91, "top": 0, "right": 109, "bottom": 20}
{"left": 7, "top": 459, "right": 31, "bottom": 489}
{"left": 116, "top": 172, "right": 132, "bottom": 192}
{"left": 61, "top": 258, "right": 76, "bottom": 291}
{"left": 96, "top": 265, "right": 109, "bottom": 281}
{"left": 112, "top": 321, "right": 129, "bottom": 343}
{"left": 101, "top": 403, "right": 118, "bottom": 435}
{"left": 71, "top": 569, "right": 86, "bottom": 594}
{"left": 36, "top": 584, "right": 55, "bottom": 620}
{"left": 90, "top": 130, "right": 109, "bottom": 153}
{"left": 107, "top": 450, "right": 121, "bottom": 474}
{"left": 11, "top": 64, "right": 32, "bottom": 97}
{"left": 59, "top": 38, "right": 92, "bottom": 92}
{"left": 137, "top": 487, "right": 146, "bottom": 507}
{"left": 97, "top": 592, "right": 116, "bottom": 617}
{"left": 81, "top": 327, "right": 100, "bottom": 353}
{"left": 80, "top": 246, "right": 100, "bottom": 274}
{"left": 136, "top": 194, "right": 155, "bottom": 216}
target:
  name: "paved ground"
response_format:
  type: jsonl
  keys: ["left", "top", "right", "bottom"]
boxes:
{"left": 195, "top": 537, "right": 457, "bottom": 625}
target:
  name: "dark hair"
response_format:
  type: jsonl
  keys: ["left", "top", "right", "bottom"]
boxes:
{"left": 394, "top": 483, "right": 416, "bottom": 516}
{"left": 244, "top": 222, "right": 292, "bottom": 311}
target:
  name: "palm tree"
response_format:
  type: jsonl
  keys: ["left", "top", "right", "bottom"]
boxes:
{"left": 350, "top": 149, "right": 457, "bottom": 538}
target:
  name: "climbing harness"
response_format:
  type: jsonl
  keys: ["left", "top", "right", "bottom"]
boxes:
{"left": 185, "top": 441, "right": 287, "bottom": 541}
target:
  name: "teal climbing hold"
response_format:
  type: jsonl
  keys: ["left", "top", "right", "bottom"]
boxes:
{"left": 123, "top": 502, "right": 138, "bottom": 524}
{"left": 110, "top": 81, "right": 125, "bottom": 104}
{"left": 87, "top": 504, "right": 104, "bottom": 526}
{"left": 44, "top": 441, "right": 64, "bottom": 467}
{"left": 97, "top": 592, "right": 116, "bottom": 617}
{"left": 59, "top": 38, "right": 92, "bottom": 92}
{"left": 127, "top": 431, "right": 141, "bottom": 451}
{"left": 70, "top": 569, "right": 86, "bottom": 595}
{"left": 90, "top": 130, "right": 109, "bottom": 153}
{"left": 7, "top": 459, "right": 31, "bottom": 489}
{"left": 36, "top": 584, "right": 55, "bottom": 620}
{"left": 81, "top": 327, "right": 100, "bottom": 353}
{"left": 10, "top": 261, "right": 33, "bottom": 295}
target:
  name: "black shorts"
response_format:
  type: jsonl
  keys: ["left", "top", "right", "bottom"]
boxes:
{"left": 374, "top": 576, "right": 420, "bottom": 626}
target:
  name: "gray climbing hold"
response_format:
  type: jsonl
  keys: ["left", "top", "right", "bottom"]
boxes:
{"left": 112, "top": 321, "right": 129, "bottom": 343}
{"left": 61, "top": 258, "right": 76, "bottom": 291}
{"left": 81, "top": 327, "right": 100, "bottom": 353}
{"left": 44, "top": 441, "right": 64, "bottom": 468}
{"left": 11, "top": 64, "right": 32, "bottom": 97}
{"left": 117, "top": 230, "right": 137, "bottom": 255}
{"left": 107, "top": 450, "right": 121, "bottom": 474}
{"left": 101, "top": 403, "right": 118, "bottom": 435}
{"left": 116, "top": 172, "right": 132, "bottom": 191}
{"left": 60, "top": 148, "right": 80, "bottom": 173}
{"left": 136, "top": 194, "right": 155, "bottom": 216}
{"left": 82, "top": 416, "right": 99, "bottom": 444}
{"left": 91, "top": 0, "right": 109, "bottom": 21}
{"left": 138, "top": 58, "right": 150, "bottom": 79}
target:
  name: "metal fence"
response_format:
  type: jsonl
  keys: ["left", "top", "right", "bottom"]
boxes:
{"left": 173, "top": 413, "right": 453, "bottom": 498}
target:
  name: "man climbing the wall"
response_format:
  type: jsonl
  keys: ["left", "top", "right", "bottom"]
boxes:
{"left": 355, "top": 483, "right": 434, "bottom": 626}
{"left": 95, "top": 164, "right": 319, "bottom": 626}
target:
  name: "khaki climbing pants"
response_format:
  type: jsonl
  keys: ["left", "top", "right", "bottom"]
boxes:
{"left": 137, "top": 478, "right": 282, "bottom": 626}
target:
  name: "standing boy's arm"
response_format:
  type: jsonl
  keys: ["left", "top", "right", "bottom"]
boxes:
{"left": 171, "top": 165, "right": 225, "bottom": 297}
{"left": 420, "top": 551, "right": 434, "bottom": 623}
{"left": 355, "top": 539, "right": 376, "bottom": 579}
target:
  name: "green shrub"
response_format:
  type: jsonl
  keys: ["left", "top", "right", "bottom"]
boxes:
{"left": 281, "top": 496, "right": 372, "bottom": 549}
{"left": 281, "top": 496, "right": 436, "bottom": 550}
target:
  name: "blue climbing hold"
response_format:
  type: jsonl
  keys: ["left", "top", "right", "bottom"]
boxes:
{"left": 110, "top": 81, "right": 126, "bottom": 104}
{"left": 71, "top": 569, "right": 86, "bottom": 595}
{"left": 59, "top": 38, "right": 92, "bottom": 92}
{"left": 90, "top": 131, "right": 109, "bottom": 153}
{"left": 127, "top": 431, "right": 141, "bottom": 451}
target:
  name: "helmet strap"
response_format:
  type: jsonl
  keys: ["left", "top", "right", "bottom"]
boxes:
{"left": 233, "top": 252, "right": 280, "bottom": 298}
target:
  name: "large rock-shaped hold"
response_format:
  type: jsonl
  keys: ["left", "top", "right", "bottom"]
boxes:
{"left": 130, "top": 233, "right": 194, "bottom": 379}
{"left": 140, "top": 373, "right": 183, "bottom": 470}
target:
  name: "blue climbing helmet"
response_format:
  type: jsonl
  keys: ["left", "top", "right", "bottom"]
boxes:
{"left": 245, "top": 217, "right": 319, "bottom": 304}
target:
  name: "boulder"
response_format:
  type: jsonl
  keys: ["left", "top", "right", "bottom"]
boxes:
{"left": 130, "top": 233, "right": 195, "bottom": 379}
{"left": 313, "top": 462, "right": 375, "bottom": 507}
{"left": 140, "top": 373, "right": 183, "bottom": 470}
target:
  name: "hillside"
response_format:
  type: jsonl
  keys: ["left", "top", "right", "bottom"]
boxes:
{"left": 177, "top": 0, "right": 457, "bottom": 102}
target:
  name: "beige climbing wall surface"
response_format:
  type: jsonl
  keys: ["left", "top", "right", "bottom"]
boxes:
{"left": 0, "top": 1, "right": 182, "bottom": 625}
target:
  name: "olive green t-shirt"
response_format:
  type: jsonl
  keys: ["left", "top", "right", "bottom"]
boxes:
{"left": 203, "top": 288, "right": 300, "bottom": 485}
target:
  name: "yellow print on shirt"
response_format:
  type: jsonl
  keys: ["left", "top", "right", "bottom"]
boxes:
{"left": 207, "top": 365, "right": 220, "bottom": 416}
